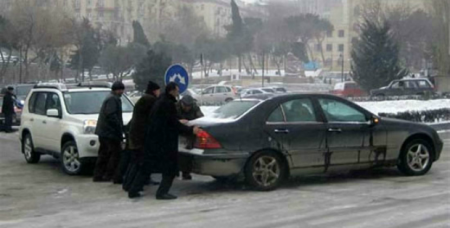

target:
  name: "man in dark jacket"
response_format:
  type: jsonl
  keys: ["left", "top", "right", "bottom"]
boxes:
{"left": 123, "top": 81, "right": 160, "bottom": 194}
{"left": 93, "top": 81, "right": 125, "bottom": 182}
{"left": 1, "top": 87, "right": 16, "bottom": 133}
{"left": 176, "top": 95, "right": 204, "bottom": 180}
{"left": 139, "top": 82, "right": 200, "bottom": 200}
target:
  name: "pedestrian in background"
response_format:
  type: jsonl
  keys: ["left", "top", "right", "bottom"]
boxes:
{"left": 176, "top": 95, "right": 204, "bottom": 180}
{"left": 1, "top": 87, "right": 16, "bottom": 133}
{"left": 124, "top": 81, "right": 161, "bottom": 197}
{"left": 93, "top": 81, "right": 125, "bottom": 183}
{"left": 143, "top": 82, "right": 200, "bottom": 200}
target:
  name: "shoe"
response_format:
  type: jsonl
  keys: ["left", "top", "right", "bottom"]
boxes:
{"left": 128, "top": 191, "right": 142, "bottom": 199}
{"left": 156, "top": 193, "right": 177, "bottom": 200}
{"left": 182, "top": 174, "right": 192, "bottom": 180}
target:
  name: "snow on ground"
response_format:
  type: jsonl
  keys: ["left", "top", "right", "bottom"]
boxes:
{"left": 355, "top": 99, "right": 450, "bottom": 115}
{"left": 201, "top": 99, "right": 450, "bottom": 118}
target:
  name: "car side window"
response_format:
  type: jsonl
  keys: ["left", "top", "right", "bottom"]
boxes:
{"left": 253, "top": 90, "right": 262, "bottom": 94}
{"left": 282, "top": 99, "right": 317, "bottom": 122}
{"left": 267, "top": 106, "right": 285, "bottom": 122}
{"left": 46, "top": 93, "right": 61, "bottom": 113}
{"left": 203, "top": 87, "right": 214, "bottom": 94}
{"left": 226, "top": 87, "right": 231, "bottom": 92}
{"left": 405, "top": 81, "right": 417, "bottom": 88}
{"left": 28, "top": 93, "right": 38, "bottom": 113}
{"left": 417, "top": 80, "right": 431, "bottom": 88}
{"left": 217, "top": 87, "right": 227, "bottom": 93}
{"left": 34, "top": 93, "right": 48, "bottom": 116}
{"left": 318, "top": 98, "right": 367, "bottom": 122}
{"left": 391, "top": 82, "right": 400, "bottom": 88}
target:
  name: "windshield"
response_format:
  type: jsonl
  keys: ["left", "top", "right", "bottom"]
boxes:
{"left": 63, "top": 91, "right": 133, "bottom": 115}
{"left": 211, "top": 100, "right": 259, "bottom": 119}
{"left": 15, "top": 85, "right": 34, "bottom": 98}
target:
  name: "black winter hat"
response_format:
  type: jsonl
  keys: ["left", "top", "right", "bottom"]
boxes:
{"left": 180, "top": 95, "right": 195, "bottom": 106}
{"left": 111, "top": 81, "right": 125, "bottom": 91}
{"left": 146, "top": 81, "right": 160, "bottom": 94}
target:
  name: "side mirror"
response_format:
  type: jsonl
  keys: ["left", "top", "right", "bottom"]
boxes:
{"left": 369, "top": 116, "right": 380, "bottom": 127}
{"left": 46, "top": 109, "right": 60, "bottom": 118}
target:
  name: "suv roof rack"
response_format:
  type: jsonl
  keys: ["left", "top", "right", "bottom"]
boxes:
{"left": 34, "top": 83, "right": 67, "bottom": 90}
{"left": 77, "top": 81, "right": 112, "bottom": 89}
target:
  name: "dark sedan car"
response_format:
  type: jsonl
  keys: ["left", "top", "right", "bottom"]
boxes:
{"left": 370, "top": 78, "right": 435, "bottom": 98}
{"left": 179, "top": 94, "right": 443, "bottom": 190}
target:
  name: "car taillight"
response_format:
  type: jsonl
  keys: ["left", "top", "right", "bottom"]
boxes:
{"left": 194, "top": 130, "right": 221, "bottom": 149}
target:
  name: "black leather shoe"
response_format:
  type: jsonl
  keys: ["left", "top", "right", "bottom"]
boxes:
{"left": 128, "top": 192, "right": 141, "bottom": 199}
{"left": 156, "top": 193, "right": 177, "bottom": 200}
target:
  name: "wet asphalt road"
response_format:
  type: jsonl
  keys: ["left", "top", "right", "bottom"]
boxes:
{"left": 0, "top": 131, "right": 449, "bottom": 228}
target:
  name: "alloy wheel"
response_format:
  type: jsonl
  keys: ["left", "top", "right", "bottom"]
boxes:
{"left": 63, "top": 145, "right": 81, "bottom": 173}
{"left": 406, "top": 144, "right": 430, "bottom": 172}
{"left": 24, "top": 137, "right": 33, "bottom": 160}
{"left": 252, "top": 156, "right": 281, "bottom": 187}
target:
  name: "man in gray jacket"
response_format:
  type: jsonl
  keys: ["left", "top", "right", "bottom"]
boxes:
{"left": 93, "top": 81, "right": 125, "bottom": 182}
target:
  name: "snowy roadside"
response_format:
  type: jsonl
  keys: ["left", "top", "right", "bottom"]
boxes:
{"left": 200, "top": 99, "right": 450, "bottom": 122}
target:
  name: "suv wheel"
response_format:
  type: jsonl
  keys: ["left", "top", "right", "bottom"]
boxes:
{"left": 398, "top": 139, "right": 433, "bottom": 176}
{"left": 22, "top": 134, "right": 41, "bottom": 164}
{"left": 61, "top": 141, "right": 85, "bottom": 175}
{"left": 245, "top": 151, "right": 287, "bottom": 191}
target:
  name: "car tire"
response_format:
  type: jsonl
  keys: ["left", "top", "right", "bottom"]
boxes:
{"left": 375, "top": 94, "right": 385, "bottom": 100}
{"left": 225, "top": 98, "right": 234, "bottom": 103}
{"left": 245, "top": 151, "right": 287, "bottom": 191}
{"left": 22, "top": 133, "right": 41, "bottom": 164}
{"left": 397, "top": 139, "right": 434, "bottom": 176}
{"left": 61, "top": 141, "right": 86, "bottom": 175}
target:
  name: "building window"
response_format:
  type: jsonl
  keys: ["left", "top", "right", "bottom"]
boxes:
{"left": 327, "top": 30, "right": 332, "bottom": 37}
{"left": 339, "top": 44, "right": 344, "bottom": 52}
{"left": 339, "top": 30, "right": 345, "bottom": 38}
{"left": 326, "top": 44, "right": 332, "bottom": 52}
{"left": 315, "top": 44, "right": 321, "bottom": 51}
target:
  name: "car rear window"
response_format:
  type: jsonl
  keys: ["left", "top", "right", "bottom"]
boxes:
{"left": 212, "top": 100, "right": 259, "bottom": 119}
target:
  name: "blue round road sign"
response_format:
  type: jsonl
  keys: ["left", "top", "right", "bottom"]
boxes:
{"left": 164, "top": 64, "right": 189, "bottom": 94}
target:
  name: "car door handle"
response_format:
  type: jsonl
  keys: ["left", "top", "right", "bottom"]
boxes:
{"left": 42, "top": 120, "right": 47, "bottom": 124}
{"left": 328, "top": 128, "right": 342, "bottom": 133}
{"left": 274, "top": 129, "right": 290, "bottom": 134}
{"left": 30, "top": 118, "right": 34, "bottom": 122}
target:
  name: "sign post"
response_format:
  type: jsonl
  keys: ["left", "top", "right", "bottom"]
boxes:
{"left": 164, "top": 64, "right": 190, "bottom": 94}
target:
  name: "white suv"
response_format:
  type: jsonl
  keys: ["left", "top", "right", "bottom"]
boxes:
{"left": 19, "top": 83, "right": 133, "bottom": 175}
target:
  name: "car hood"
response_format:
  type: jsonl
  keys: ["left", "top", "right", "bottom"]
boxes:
{"left": 70, "top": 113, "right": 133, "bottom": 125}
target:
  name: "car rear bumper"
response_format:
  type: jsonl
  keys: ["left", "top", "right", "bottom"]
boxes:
{"left": 179, "top": 151, "right": 249, "bottom": 177}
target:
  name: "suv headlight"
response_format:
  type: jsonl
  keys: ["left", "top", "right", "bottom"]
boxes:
{"left": 83, "top": 120, "right": 97, "bottom": 135}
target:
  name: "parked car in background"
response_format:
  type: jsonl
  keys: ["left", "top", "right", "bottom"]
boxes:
{"left": 196, "top": 85, "right": 237, "bottom": 105}
{"left": 330, "top": 81, "right": 366, "bottom": 97}
{"left": 179, "top": 94, "right": 443, "bottom": 191}
{"left": 128, "top": 91, "right": 143, "bottom": 104}
{"left": 270, "top": 86, "right": 288, "bottom": 93}
{"left": 240, "top": 88, "right": 273, "bottom": 98}
{"left": 370, "top": 78, "right": 435, "bottom": 98}
{"left": 19, "top": 83, "right": 133, "bottom": 175}
{"left": 260, "top": 88, "right": 276, "bottom": 94}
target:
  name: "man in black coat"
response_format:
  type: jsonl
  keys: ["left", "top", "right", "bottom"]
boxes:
{"left": 123, "top": 81, "right": 161, "bottom": 195}
{"left": 1, "top": 87, "right": 16, "bottom": 133}
{"left": 176, "top": 95, "right": 204, "bottom": 180}
{"left": 142, "top": 82, "right": 200, "bottom": 200}
{"left": 93, "top": 81, "right": 125, "bottom": 183}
